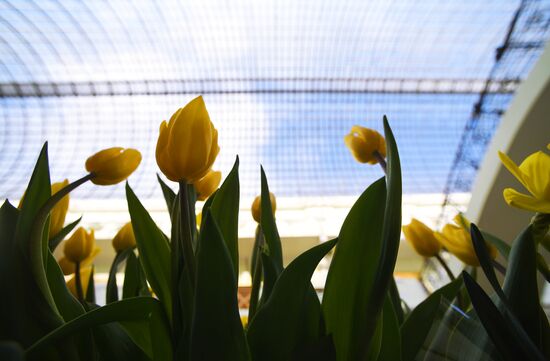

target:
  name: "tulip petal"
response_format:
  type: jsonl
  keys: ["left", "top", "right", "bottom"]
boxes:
{"left": 518, "top": 151, "right": 550, "bottom": 201}
{"left": 503, "top": 188, "right": 550, "bottom": 213}
{"left": 498, "top": 151, "right": 531, "bottom": 193}
{"left": 85, "top": 147, "right": 123, "bottom": 173}
{"left": 91, "top": 149, "right": 142, "bottom": 185}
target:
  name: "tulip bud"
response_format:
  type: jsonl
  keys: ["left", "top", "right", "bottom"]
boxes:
{"left": 86, "top": 147, "right": 142, "bottom": 185}
{"left": 434, "top": 223, "right": 497, "bottom": 266}
{"left": 64, "top": 227, "right": 96, "bottom": 264}
{"left": 194, "top": 170, "right": 222, "bottom": 201}
{"left": 402, "top": 218, "right": 441, "bottom": 257}
{"left": 49, "top": 179, "right": 70, "bottom": 239}
{"left": 344, "top": 125, "right": 386, "bottom": 164}
{"left": 156, "top": 96, "right": 220, "bottom": 182}
{"left": 251, "top": 192, "right": 276, "bottom": 223}
{"left": 58, "top": 245, "right": 100, "bottom": 275}
{"left": 112, "top": 222, "right": 136, "bottom": 252}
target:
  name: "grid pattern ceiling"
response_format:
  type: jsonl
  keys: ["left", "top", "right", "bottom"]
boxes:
{"left": 1, "top": 0, "right": 549, "bottom": 201}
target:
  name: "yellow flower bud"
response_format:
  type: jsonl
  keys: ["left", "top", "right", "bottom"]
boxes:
{"left": 49, "top": 179, "right": 70, "bottom": 239}
{"left": 112, "top": 222, "right": 136, "bottom": 252}
{"left": 57, "top": 246, "right": 100, "bottom": 275}
{"left": 251, "top": 192, "right": 276, "bottom": 223}
{"left": 86, "top": 147, "right": 142, "bottom": 185}
{"left": 498, "top": 149, "right": 550, "bottom": 213}
{"left": 402, "top": 218, "right": 441, "bottom": 257}
{"left": 194, "top": 170, "right": 222, "bottom": 201}
{"left": 63, "top": 227, "right": 96, "bottom": 264}
{"left": 434, "top": 222, "right": 497, "bottom": 266}
{"left": 66, "top": 266, "right": 92, "bottom": 298}
{"left": 344, "top": 125, "right": 386, "bottom": 164}
{"left": 156, "top": 96, "right": 220, "bottom": 182}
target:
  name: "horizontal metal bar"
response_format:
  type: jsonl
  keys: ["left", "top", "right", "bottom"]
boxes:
{"left": 0, "top": 77, "right": 520, "bottom": 98}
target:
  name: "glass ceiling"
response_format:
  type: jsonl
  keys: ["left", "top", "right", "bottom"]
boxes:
{"left": 1, "top": 0, "right": 549, "bottom": 202}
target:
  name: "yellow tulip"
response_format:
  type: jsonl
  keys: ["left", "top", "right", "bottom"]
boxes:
{"left": 112, "top": 222, "right": 136, "bottom": 252}
{"left": 85, "top": 147, "right": 142, "bottom": 185}
{"left": 194, "top": 170, "right": 222, "bottom": 201}
{"left": 156, "top": 96, "right": 220, "bottom": 183}
{"left": 58, "top": 246, "right": 100, "bottom": 275}
{"left": 344, "top": 125, "right": 386, "bottom": 164}
{"left": 49, "top": 179, "right": 70, "bottom": 239}
{"left": 18, "top": 179, "right": 70, "bottom": 239}
{"left": 434, "top": 221, "right": 497, "bottom": 266}
{"left": 66, "top": 266, "right": 92, "bottom": 298}
{"left": 402, "top": 218, "right": 441, "bottom": 257}
{"left": 63, "top": 227, "right": 96, "bottom": 264}
{"left": 251, "top": 192, "right": 276, "bottom": 223}
{"left": 498, "top": 148, "right": 550, "bottom": 213}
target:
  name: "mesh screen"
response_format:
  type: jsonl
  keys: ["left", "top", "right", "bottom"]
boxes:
{"left": 1, "top": 0, "right": 549, "bottom": 200}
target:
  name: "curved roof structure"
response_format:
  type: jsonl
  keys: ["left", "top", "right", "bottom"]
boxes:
{"left": 1, "top": 0, "right": 549, "bottom": 202}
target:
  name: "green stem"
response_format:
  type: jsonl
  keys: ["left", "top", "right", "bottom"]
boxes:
{"left": 179, "top": 181, "right": 196, "bottom": 289}
{"left": 435, "top": 253, "right": 456, "bottom": 281}
{"left": 75, "top": 262, "right": 85, "bottom": 306}
{"left": 491, "top": 259, "right": 506, "bottom": 276}
{"left": 531, "top": 213, "right": 550, "bottom": 244}
{"left": 373, "top": 150, "right": 387, "bottom": 173}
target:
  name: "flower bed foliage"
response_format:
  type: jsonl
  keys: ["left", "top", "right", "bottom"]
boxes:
{"left": 0, "top": 96, "right": 549, "bottom": 361}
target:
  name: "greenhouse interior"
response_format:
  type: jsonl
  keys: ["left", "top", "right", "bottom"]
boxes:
{"left": 1, "top": 0, "right": 550, "bottom": 360}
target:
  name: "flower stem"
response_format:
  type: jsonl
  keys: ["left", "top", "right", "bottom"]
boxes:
{"left": 435, "top": 253, "right": 456, "bottom": 281}
{"left": 75, "top": 262, "right": 85, "bottom": 305}
{"left": 179, "top": 181, "right": 196, "bottom": 289}
{"left": 491, "top": 259, "right": 506, "bottom": 276}
{"left": 372, "top": 150, "right": 387, "bottom": 173}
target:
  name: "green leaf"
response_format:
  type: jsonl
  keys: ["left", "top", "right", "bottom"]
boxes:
{"left": 388, "top": 277, "right": 405, "bottom": 325}
{"left": 123, "top": 252, "right": 150, "bottom": 299}
{"left": 119, "top": 299, "right": 172, "bottom": 361}
{"left": 470, "top": 224, "right": 506, "bottom": 300}
{"left": 25, "top": 297, "right": 161, "bottom": 358}
{"left": 45, "top": 251, "right": 85, "bottom": 322}
{"left": 247, "top": 238, "right": 337, "bottom": 361}
{"left": 323, "top": 117, "right": 401, "bottom": 361}
{"left": 260, "top": 166, "right": 283, "bottom": 274}
{"left": 0, "top": 200, "right": 64, "bottom": 354}
{"left": 148, "top": 303, "right": 173, "bottom": 361}
{"left": 210, "top": 156, "right": 240, "bottom": 278}
{"left": 157, "top": 174, "right": 176, "bottom": 218}
{"left": 93, "top": 322, "right": 149, "bottom": 361}
{"left": 258, "top": 250, "right": 278, "bottom": 308}
{"left": 0, "top": 341, "right": 24, "bottom": 361}
{"left": 106, "top": 248, "right": 134, "bottom": 303}
{"left": 15, "top": 143, "right": 59, "bottom": 315}
{"left": 463, "top": 272, "right": 546, "bottom": 361}
{"left": 400, "top": 277, "right": 463, "bottom": 361}
{"left": 481, "top": 227, "right": 550, "bottom": 282}
{"left": 126, "top": 183, "right": 172, "bottom": 319}
{"left": 290, "top": 335, "right": 336, "bottom": 361}
{"left": 502, "top": 226, "right": 549, "bottom": 355}
{"left": 48, "top": 216, "right": 81, "bottom": 252}
{"left": 322, "top": 177, "right": 386, "bottom": 361}
{"left": 376, "top": 296, "right": 401, "bottom": 361}
{"left": 190, "top": 211, "right": 250, "bottom": 361}
{"left": 481, "top": 229, "right": 510, "bottom": 259}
